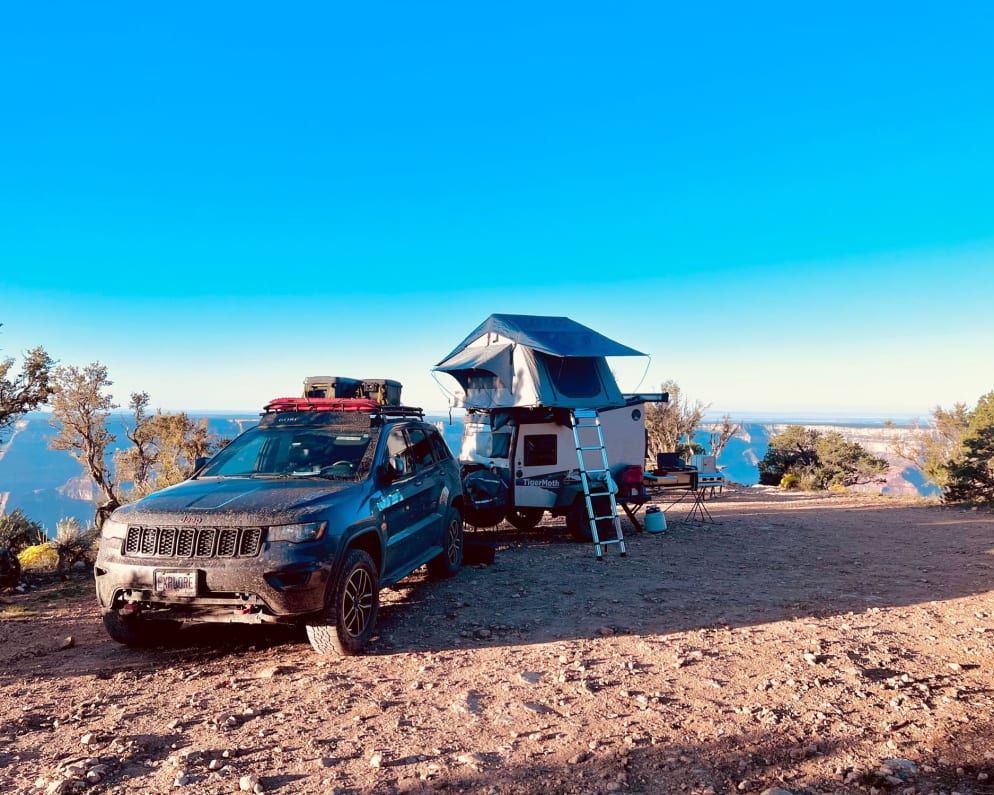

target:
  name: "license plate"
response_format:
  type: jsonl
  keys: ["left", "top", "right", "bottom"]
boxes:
{"left": 154, "top": 570, "right": 197, "bottom": 597}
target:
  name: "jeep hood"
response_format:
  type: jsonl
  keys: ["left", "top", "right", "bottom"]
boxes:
{"left": 113, "top": 477, "right": 361, "bottom": 525}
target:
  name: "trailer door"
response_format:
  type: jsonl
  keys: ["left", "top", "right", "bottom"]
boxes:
{"left": 513, "top": 422, "right": 575, "bottom": 509}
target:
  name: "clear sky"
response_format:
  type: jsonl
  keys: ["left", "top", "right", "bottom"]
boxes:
{"left": 2, "top": 3, "right": 992, "bottom": 419}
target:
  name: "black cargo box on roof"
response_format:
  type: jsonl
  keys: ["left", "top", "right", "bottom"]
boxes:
{"left": 360, "top": 379, "right": 402, "bottom": 406}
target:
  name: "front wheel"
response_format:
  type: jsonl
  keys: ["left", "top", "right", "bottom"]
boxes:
{"left": 102, "top": 609, "right": 180, "bottom": 647}
{"left": 427, "top": 509, "right": 464, "bottom": 580}
{"left": 306, "top": 549, "right": 379, "bottom": 656}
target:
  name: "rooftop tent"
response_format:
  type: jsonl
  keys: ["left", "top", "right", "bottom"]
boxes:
{"left": 434, "top": 314, "right": 646, "bottom": 410}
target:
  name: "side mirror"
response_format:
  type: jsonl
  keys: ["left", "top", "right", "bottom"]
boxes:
{"left": 379, "top": 456, "right": 405, "bottom": 484}
{"left": 194, "top": 456, "right": 211, "bottom": 472}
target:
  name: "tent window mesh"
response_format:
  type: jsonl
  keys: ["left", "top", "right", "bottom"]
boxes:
{"left": 461, "top": 369, "right": 499, "bottom": 390}
{"left": 545, "top": 357, "right": 601, "bottom": 398}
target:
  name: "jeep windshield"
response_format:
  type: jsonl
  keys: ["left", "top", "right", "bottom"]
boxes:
{"left": 199, "top": 427, "right": 374, "bottom": 479}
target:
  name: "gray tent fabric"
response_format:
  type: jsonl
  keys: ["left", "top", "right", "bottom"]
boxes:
{"left": 434, "top": 314, "right": 645, "bottom": 410}
{"left": 433, "top": 342, "right": 514, "bottom": 387}
{"left": 437, "top": 314, "right": 645, "bottom": 363}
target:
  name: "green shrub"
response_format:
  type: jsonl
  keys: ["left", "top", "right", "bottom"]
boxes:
{"left": 52, "top": 517, "right": 99, "bottom": 570}
{"left": 0, "top": 509, "right": 46, "bottom": 554}
{"left": 760, "top": 426, "right": 888, "bottom": 490}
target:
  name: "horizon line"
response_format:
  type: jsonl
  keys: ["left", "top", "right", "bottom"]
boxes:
{"left": 19, "top": 407, "right": 929, "bottom": 425}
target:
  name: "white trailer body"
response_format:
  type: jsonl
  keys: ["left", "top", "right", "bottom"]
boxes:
{"left": 434, "top": 315, "right": 665, "bottom": 530}
{"left": 455, "top": 399, "right": 656, "bottom": 525}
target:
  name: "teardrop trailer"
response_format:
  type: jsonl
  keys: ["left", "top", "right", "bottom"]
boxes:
{"left": 434, "top": 314, "right": 666, "bottom": 550}
{"left": 94, "top": 386, "right": 464, "bottom": 656}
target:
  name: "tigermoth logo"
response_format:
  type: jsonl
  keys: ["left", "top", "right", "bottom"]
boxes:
{"left": 520, "top": 478, "right": 561, "bottom": 489}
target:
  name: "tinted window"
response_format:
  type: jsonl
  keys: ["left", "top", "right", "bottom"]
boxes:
{"left": 201, "top": 427, "right": 372, "bottom": 477}
{"left": 429, "top": 429, "right": 453, "bottom": 461}
{"left": 523, "top": 434, "right": 557, "bottom": 466}
{"left": 409, "top": 427, "right": 435, "bottom": 468}
{"left": 385, "top": 428, "right": 415, "bottom": 478}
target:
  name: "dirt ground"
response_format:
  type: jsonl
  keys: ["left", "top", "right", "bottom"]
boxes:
{"left": 1, "top": 485, "right": 993, "bottom": 795}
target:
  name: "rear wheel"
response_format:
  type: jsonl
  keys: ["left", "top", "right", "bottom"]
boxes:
{"left": 306, "top": 549, "right": 379, "bottom": 656}
{"left": 506, "top": 507, "right": 544, "bottom": 531}
{"left": 427, "top": 509, "right": 464, "bottom": 580}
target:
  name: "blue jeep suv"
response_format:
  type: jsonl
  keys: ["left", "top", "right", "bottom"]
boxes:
{"left": 94, "top": 396, "right": 464, "bottom": 655}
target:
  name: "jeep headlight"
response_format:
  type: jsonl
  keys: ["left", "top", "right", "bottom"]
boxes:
{"left": 268, "top": 521, "right": 327, "bottom": 544}
{"left": 101, "top": 518, "right": 128, "bottom": 541}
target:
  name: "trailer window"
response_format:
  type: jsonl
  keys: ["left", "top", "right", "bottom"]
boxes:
{"left": 523, "top": 434, "right": 557, "bottom": 466}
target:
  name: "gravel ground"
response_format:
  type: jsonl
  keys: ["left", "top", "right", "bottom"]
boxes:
{"left": 1, "top": 485, "right": 992, "bottom": 795}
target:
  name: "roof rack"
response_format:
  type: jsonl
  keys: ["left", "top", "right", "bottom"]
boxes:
{"left": 263, "top": 397, "right": 424, "bottom": 422}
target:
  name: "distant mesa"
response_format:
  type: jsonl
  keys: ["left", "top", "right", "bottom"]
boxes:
{"left": 57, "top": 475, "right": 96, "bottom": 502}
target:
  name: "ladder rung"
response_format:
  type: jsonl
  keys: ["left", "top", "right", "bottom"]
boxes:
{"left": 577, "top": 446, "right": 604, "bottom": 452}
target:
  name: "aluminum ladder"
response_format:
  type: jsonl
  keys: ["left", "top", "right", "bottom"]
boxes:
{"left": 571, "top": 409, "right": 626, "bottom": 560}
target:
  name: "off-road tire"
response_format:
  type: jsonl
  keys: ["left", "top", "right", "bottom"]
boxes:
{"left": 506, "top": 507, "right": 544, "bottom": 531}
{"left": 567, "top": 495, "right": 618, "bottom": 543}
{"left": 306, "top": 548, "right": 379, "bottom": 656}
{"left": 427, "top": 509, "right": 464, "bottom": 580}
{"left": 102, "top": 610, "right": 179, "bottom": 647}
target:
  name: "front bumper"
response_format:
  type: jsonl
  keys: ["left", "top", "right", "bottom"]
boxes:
{"left": 94, "top": 541, "right": 333, "bottom": 624}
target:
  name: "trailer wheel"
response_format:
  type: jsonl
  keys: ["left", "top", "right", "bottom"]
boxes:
{"left": 507, "top": 508, "right": 544, "bottom": 531}
{"left": 566, "top": 501, "right": 592, "bottom": 542}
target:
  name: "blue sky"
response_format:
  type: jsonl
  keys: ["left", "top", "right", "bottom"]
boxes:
{"left": 2, "top": 3, "right": 992, "bottom": 418}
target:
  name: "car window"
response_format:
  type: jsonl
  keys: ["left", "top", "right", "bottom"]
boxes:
{"left": 384, "top": 428, "right": 415, "bottom": 479}
{"left": 409, "top": 427, "right": 435, "bottom": 468}
{"left": 206, "top": 431, "right": 269, "bottom": 475}
{"left": 429, "top": 429, "right": 452, "bottom": 461}
{"left": 201, "top": 427, "right": 373, "bottom": 478}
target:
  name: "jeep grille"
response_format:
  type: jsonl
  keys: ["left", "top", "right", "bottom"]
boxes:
{"left": 123, "top": 526, "right": 264, "bottom": 558}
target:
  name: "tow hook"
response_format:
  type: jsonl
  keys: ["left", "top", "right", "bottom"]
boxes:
{"left": 120, "top": 601, "right": 141, "bottom": 618}
{"left": 235, "top": 605, "right": 257, "bottom": 616}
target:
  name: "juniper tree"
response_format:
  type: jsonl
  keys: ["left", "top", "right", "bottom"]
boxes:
{"left": 48, "top": 362, "right": 121, "bottom": 528}
{"left": 943, "top": 391, "right": 994, "bottom": 505}
{"left": 0, "top": 326, "right": 53, "bottom": 441}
